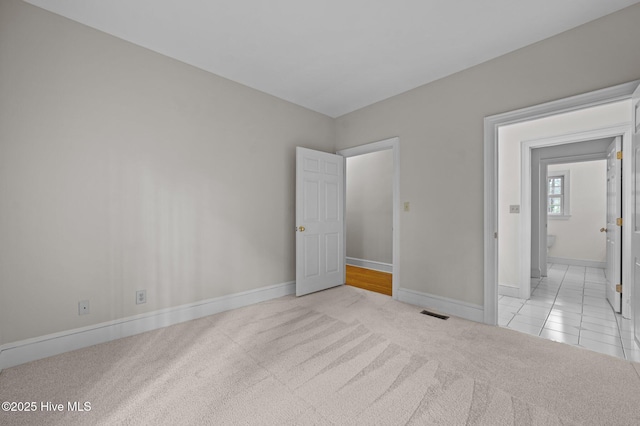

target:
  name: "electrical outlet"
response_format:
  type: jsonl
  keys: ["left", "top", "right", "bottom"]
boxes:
{"left": 509, "top": 205, "right": 520, "bottom": 214}
{"left": 136, "top": 290, "right": 147, "bottom": 305}
{"left": 78, "top": 300, "right": 90, "bottom": 315}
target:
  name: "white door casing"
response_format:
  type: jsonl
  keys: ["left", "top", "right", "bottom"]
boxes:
{"left": 606, "top": 137, "right": 622, "bottom": 313}
{"left": 296, "top": 147, "right": 345, "bottom": 296}
{"left": 632, "top": 83, "right": 640, "bottom": 346}
{"left": 484, "top": 80, "right": 639, "bottom": 326}
{"left": 522, "top": 129, "right": 624, "bottom": 305}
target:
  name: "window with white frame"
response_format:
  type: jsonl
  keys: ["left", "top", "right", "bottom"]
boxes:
{"left": 547, "top": 170, "right": 570, "bottom": 218}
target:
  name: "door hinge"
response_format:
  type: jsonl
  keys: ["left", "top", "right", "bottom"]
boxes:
{"left": 494, "top": 232, "right": 498, "bottom": 239}
{"left": 616, "top": 284, "right": 622, "bottom": 293}
{"left": 617, "top": 217, "right": 623, "bottom": 227}
{"left": 617, "top": 151, "right": 623, "bottom": 160}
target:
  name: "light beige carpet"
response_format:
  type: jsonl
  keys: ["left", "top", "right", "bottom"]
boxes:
{"left": 1, "top": 285, "right": 640, "bottom": 425}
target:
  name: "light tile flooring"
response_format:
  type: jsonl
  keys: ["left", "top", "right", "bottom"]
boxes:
{"left": 499, "top": 263, "right": 640, "bottom": 362}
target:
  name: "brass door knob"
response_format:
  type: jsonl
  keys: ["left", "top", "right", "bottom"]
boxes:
{"left": 298, "top": 226, "right": 305, "bottom": 232}
{"left": 600, "top": 227, "right": 607, "bottom": 233}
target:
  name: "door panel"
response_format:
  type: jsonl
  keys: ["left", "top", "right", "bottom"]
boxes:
{"left": 303, "top": 235, "right": 320, "bottom": 278}
{"left": 606, "top": 136, "right": 622, "bottom": 312}
{"left": 303, "top": 180, "right": 319, "bottom": 221}
{"left": 325, "top": 233, "right": 340, "bottom": 273}
{"left": 296, "top": 147, "right": 345, "bottom": 296}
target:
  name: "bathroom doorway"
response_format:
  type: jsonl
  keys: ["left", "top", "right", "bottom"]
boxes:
{"left": 493, "top": 101, "right": 639, "bottom": 360}
{"left": 544, "top": 159, "right": 607, "bottom": 273}
{"left": 496, "top": 100, "right": 629, "bottom": 300}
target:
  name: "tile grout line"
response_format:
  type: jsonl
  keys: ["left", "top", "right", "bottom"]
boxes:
{"left": 505, "top": 263, "right": 562, "bottom": 333}
{"left": 537, "top": 263, "right": 567, "bottom": 337}
{"left": 580, "top": 267, "right": 627, "bottom": 358}
{"left": 506, "top": 270, "right": 544, "bottom": 328}
{"left": 613, "top": 309, "right": 630, "bottom": 360}
{"left": 502, "top": 264, "right": 630, "bottom": 360}
{"left": 577, "top": 265, "right": 586, "bottom": 347}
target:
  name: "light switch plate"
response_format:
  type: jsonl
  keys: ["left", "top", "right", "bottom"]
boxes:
{"left": 78, "top": 300, "right": 90, "bottom": 315}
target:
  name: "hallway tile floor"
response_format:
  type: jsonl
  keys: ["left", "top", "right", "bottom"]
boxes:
{"left": 499, "top": 263, "right": 640, "bottom": 362}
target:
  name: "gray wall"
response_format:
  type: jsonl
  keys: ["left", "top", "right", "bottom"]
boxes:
{"left": 346, "top": 150, "right": 393, "bottom": 264}
{"left": 0, "top": 0, "right": 335, "bottom": 345}
{"left": 2, "top": 0, "right": 640, "bottom": 346}
{"left": 335, "top": 4, "right": 640, "bottom": 306}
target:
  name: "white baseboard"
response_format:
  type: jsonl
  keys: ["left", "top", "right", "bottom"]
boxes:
{"left": 548, "top": 257, "right": 606, "bottom": 269}
{"left": 498, "top": 285, "right": 520, "bottom": 298}
{"left": 397, "top": 287, "right": 484, "bottom": 323}
{"left": 346, "top": 257, "right": 393, "bottom": 273}
{"left": 0, "top": 281, "right": 295, "bottom": 371}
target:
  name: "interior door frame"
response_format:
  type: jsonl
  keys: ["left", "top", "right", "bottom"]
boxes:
{"left": 484, "top": 80, "right": 639, "bottom": 325}
{"left": 632, "top": 85, "right": 640, "bottom": 347}
{"left": 337, "top": 137, "right": 400, "bottom": 299}
{"left": 521, "top": 129, "right": 628, "bottom": 310}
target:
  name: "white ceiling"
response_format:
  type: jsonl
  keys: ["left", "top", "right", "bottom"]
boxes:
{"left": 24, "top": 0, "right": 640, "bottom": 117}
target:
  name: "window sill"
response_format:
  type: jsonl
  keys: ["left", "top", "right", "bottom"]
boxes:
{"left": 548, "top": 214, "right": 571, "bottom": 220}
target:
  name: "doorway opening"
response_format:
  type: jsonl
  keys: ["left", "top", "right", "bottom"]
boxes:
{"left": 344, "top": 150, "right": 393, "bottom": 295}
{"left": 487, "top": 83, "right": 639, "bottom": 359}
{"left": 484, "top": 81, "right": 638, "bottom": 325}
{"left": 337, "top": 137, "right": 400, "bottom": 299}
{"left": 545, "top": 158, "right": 608, "bottom": 275}
{"left": 500, "top": 118, "right": 631, "bottom": 316}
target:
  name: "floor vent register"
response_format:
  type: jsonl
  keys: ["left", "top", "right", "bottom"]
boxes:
{"left": 420, "top": 310, "right": 449, "bottom": 320}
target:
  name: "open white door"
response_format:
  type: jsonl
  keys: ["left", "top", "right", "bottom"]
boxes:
{"left": 631, "top": 83, "right": 640, "bottom": 346}
{"left": 606, "top": 136, "right": 623, "bottom": 313}
{"left": 296, "top": 147, "right": 345, "bottom": 296}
